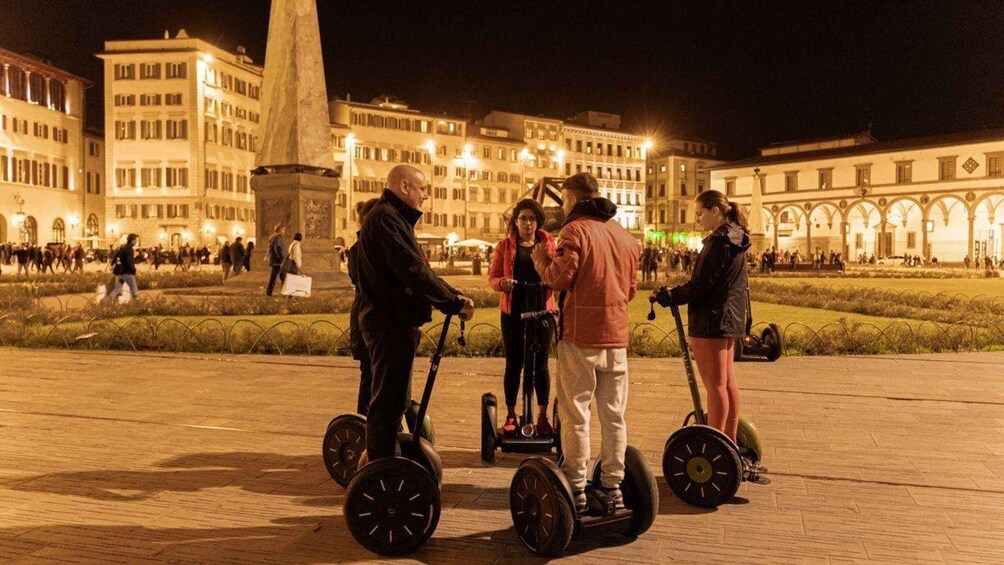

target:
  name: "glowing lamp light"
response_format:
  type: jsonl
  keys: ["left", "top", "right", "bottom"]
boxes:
{"left": 182, "top": 231, "right": 191, "bottom": 240}
{"left": 159, "top": 232, "right": 167, "bottom": 240}
{"left": 556, "top": 150, "right": 566, "bottom": 162}
{"left": 345, "top": 133, "right": 355, "bottom": 148}
{"left": 519, "top": 148, "right": 530, "bottom": 161}
{"left": 68, "top": 214, "right": 80, "bottom": 228}
{"left": 424, "top": 139, "right": 436, "bottom": 154}
{"left": 13, "top": 212, "right": 25, "bottom": 225}
{"left": 463, "top": 144, "right": 473, "bottom": 155}
{"left": 202, "top": 53, "right": 214, "bottom": 64}
{"left": 204, "top": 224, "right": 217, "bottom": 235}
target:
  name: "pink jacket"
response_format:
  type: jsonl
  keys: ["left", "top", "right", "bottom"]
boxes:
{"left": 489, "top": 230, "right": 557, "bottom": 315}
{"left": 533, "top": 200, "right": 639, "bottom": 349}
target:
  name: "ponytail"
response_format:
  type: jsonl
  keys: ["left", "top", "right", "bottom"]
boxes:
{"left": 695, "top": 190, "right": 749, "bottom": 233}
{"left": 727, "top": 201, "right": 749, "bottom": 232}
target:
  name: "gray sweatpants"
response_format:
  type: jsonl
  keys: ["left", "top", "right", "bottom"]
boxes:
{"left": 556, "top": 340, "right": 629, "bottom": 491}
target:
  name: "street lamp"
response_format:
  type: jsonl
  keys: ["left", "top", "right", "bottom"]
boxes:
{"left": 345, "top": 133, "right": 356, "bottom": 231}
{"left": 12, "top": 192, "right": 25, "bottom": 225}
{"left": 458, "top": 145, "right": 475, "bottom": 238}
{"left": 422, "top": 139, "right": 437, "bottom": 229}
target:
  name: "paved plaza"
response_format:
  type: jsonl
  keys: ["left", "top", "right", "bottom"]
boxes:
{"left": 0, "top": 348, "right": 1002, "bottom": 564}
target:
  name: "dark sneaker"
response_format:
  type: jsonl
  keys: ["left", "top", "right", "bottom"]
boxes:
{"left": 572, "top": 490, "right": 588, "bottom": 514}
{"left": 502, "top": 415, "right": 518, "bottom": 435}
{"left": 600, "top": 486, "right": 625, "bottom": 510}
{"left": 536, "top": 413, "right": 553, "bottom": 436}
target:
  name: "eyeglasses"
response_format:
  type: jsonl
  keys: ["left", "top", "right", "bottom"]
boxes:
{"left": 516, "top": 216, "right": 537, "bottom": 223}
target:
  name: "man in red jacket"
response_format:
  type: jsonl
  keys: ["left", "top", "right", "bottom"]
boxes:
{"left": 531, "top": 172, "right": 640, "bottom": 513}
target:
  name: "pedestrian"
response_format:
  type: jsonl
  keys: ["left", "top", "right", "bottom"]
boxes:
{"left": 349, "top": 199, "right": 380, "bottom": 415}
{"left": 73, "top": 244, "right": 85, "bottom": 273}
{"left": 220, "top": 240, "right": 232, "bottom": 281}
{"left": 531, "top": 172, "right": 639, "bottom": 513}
{"left": 356, "top": 164, "right": 474, "bottom": 462}
{"left": 265, "top": 224, "right": 288, "bottom": 296}
{"left": 287, "top": 233, "right": 303, "bottom": 275}
{"left": 489, "top": 198, "right": 557, "bottom": 436}
{"left": 652, "top": 190, "right": 750, "bottom": 448}
{"left": 243, "top": 240, "right": 254, "bottom": 272}
{"left": 230, "top": 237, "right": 246, "bottom": 276}
{"left": 108, "top": 233, "right": 140, "bottom": 302}
{"left": 14, "top": 245, "right": 29, "bottom": 276}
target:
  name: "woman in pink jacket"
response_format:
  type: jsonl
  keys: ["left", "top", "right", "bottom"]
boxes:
{"left": 489, "top": 199, "right": 557, "bottom": 435}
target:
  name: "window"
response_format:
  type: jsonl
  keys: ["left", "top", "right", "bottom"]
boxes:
{"left": 658, "top": 183, "right": 666, "bottom": 197}
{"left": 725, "top": 179, "right": 736, "bottom": 196}
{"left": 818, "top": 168, "right": 833, "bottom": 189}
{"left": 988, "top": 153, "right": 1003, "bottom": 177}
{"left": 680, "top": 209, "right": 687, "bottom": 224}
{"left": 586, "top": 142, "right": 592, "bottom": 154}
{"left": 784, "top": 171, "right": 798, "bottom": 192}
{"left": 896, "top": 161, "right": 912, "bottom": 183}
{"left": 140, "top": 120, "right": 162, "bottom": 140}
{"left": 482, "top": 146, "right": 491, "bottom": 159}
{"left": 938, "top": 157, "right": 956, "bottom": 181}
{"left": 907, "top": 232, "right": 917, "bottom": 249}
{"left": 114, "top": 94, "right": 136, "bottom": 106}
{"left": 140, "top": 94, "right": 162, "bottom": 106}
{"left": 166, "top": 119, "right": 188, "bottom": 140}
{"left": 114, "top": 64, "right": 135, "bottom": 80}
{"left": 141, "top": 167, "right": 162, "bottom": 188}
{"left": 139, "top": 63, "right": 161, "bottom": 79}
{"left": 166, "top": 62, "right": 187, "bottom": 79}
{"left": 855, "top": 164, "right": 871, "bottom": 186}
{"left": 166, "top": 167, "right": 189, "bottom": 188}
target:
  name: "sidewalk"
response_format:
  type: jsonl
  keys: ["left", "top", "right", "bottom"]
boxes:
{"left": 0, "top": 350, "right": 1002, "bottom": 563}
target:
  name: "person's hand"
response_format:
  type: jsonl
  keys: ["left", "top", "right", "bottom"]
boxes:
{"left": 458, "top": 295, "right": 475, "bottom": 321}
{"left": 650, "top": 286, "right": 672, "bottom": 307}
{"left": 531, "top": 243, "right": 550, "bottom": 264}
{"left": 500, "top": 278, "right": 515, "bottom": 292}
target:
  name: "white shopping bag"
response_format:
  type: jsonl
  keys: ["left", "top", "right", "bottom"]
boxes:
{"left": 281, "top": 273, "right": 312, "bottom": 297}
{"left": 95, "top": 283, "right": 107, "bottom": 301}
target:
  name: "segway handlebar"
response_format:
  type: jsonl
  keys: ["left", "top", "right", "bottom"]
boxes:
{"left": 513, "top": 281, "right": 548, "bottom": 289}
{"left": 520, "top": 309, "right": 559, "bottom": 321}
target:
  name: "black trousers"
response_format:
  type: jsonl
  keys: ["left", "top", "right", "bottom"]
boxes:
{"left": 266, "top": 266, "right": 286, "bottom": 295}
{"left": 501, "top": 312, "right": 552, "bottom": 409}
{"left": 356, "top": 346, "right": 373, "bottom": 416}
{"left": 363, "top": 326, "right": 421, "bottom": 460}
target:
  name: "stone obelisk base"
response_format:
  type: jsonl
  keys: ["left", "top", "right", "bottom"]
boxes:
{"left": 224, "top": 171, "right": 350, "bottom": 291}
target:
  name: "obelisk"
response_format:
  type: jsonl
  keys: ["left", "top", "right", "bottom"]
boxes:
{"left": 234, "top": 0, "right": 348, "bottom": 289}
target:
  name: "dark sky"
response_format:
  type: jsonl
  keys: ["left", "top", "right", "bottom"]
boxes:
{"left": 2, "top": 0, "right": 1002, "bottom": 158}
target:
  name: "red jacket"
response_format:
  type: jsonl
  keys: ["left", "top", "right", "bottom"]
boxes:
{"left": 489, "top": 230, "right": 557, "bottom": 315}
{"left": 534, "top": 199, "right": 639, "bottom": 349}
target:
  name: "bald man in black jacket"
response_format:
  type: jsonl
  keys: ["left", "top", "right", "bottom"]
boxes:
{"left": 356, "top": 164, "right": 474, "bottom": 460}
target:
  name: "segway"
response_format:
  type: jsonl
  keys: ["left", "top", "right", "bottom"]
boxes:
{"left": 482, "top": 283, "right": 560, "bottom": 463}
{"left": 342, "top": 315, "right": 465, "bottom": 556}
{"left": 735, "top": 293, "right": 783, "bottom": 362}
{"left": 509, "top": 444, "right": 659, "bottom": 556}
{"left": 647, "top": 294, "right": 768, "bottom": 508}
{"left": 323, "top": 394, "right": 435, "bottom": 487}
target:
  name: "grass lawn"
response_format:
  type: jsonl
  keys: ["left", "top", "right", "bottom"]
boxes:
{"left": 761, "top": 276, "right": 1004, "bottom": 298}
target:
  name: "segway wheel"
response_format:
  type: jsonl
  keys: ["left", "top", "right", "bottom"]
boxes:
{"left": 663, "top": 426, "right": 741, "bottom": 508}
{"left": 405, "top": 400, "right": 436, "bottom": 444}
{"left": 510, "top": 458, "right": 574, "bottom": 557}
{"left": 481, "top": 393, "right": 497, "bottom": 463}
{"left": 323, "top": 414, "right": 367, "bottom": 487}
{"left": 762, "top": 324, "right": 783, "bottom": 361}
{"left": 737, "top": 416, "right": 763, "bottom": 464}
{"left": 344, "top": 457, "right": 441, "bottom": 556}
{"left": 590, "top": 445, "right": 659, "bottom": 537}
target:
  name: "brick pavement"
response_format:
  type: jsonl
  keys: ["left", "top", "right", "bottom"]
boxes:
{"left": 0, "top": 349, "right": 1002, "bottom": 564}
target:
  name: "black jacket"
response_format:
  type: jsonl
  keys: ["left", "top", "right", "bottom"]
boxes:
{"left": 113, "top": 243, "right": 137, "bottom": 276}
{"left": 230, "top": 242, "right": 246, "bottom": 266}
{"left": 660, "top": 222, "right": 750, "bottom": 338}
{"left": 357, "top": 190, "right": 463, "bottom": 331}
{"left": 347, "top": 239, "right": 366, "bottom": 359}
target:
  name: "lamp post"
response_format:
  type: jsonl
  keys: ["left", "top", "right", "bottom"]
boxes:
{"left": 423, "top": 139, "right": 436, "bottom": 229}
{"left": 459, "top": 144, "right": 473, "bottom": 239}
{"left": 12, "top": 192, "right": 25, "bottom": 243}
{"left": 345, "top": 133, "right": 355, "bottom": 236}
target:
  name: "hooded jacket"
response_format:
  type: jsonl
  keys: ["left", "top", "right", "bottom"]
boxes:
{"left": 533, "top": 198, "right": 639, "bottom": 349}
{"left": 663, "top": 221, "right": 751, "bottom": 338}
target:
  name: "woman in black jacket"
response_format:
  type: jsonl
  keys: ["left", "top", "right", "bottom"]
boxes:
{"left": 651, "top": 190, "right": 750, "bottom": 443}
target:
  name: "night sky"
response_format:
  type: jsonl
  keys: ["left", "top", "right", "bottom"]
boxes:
{"left": 2, "top": 0, "right": 1002, "bottom": 158}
